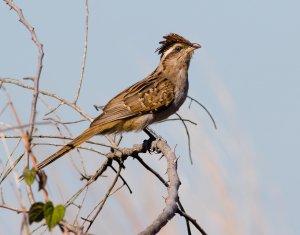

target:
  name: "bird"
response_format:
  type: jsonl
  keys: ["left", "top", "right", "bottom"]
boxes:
{"left": 36, "top": 33, "right": 201, "bottom": 171}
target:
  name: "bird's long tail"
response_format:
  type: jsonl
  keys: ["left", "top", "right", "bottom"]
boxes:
{"left": 37, "top": 124, "right": 108, "bottom": 171}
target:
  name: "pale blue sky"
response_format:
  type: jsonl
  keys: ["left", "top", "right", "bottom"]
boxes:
{"left": 1, "top": 1, "right": 299, "bottom": 234}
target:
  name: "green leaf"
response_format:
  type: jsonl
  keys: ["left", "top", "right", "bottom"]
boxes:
{"left": 53, "top": 205, "right": 65, "bottom": 225}
{"left": 44, "top": 201, "right": 54, "bottom": 229}
{"left": 23, "top": 167, "right": 36, "bottom": 185}
{"left": 44, "top": 201, "right": 65, "bottom": 230}
{"left": 29, "top": 202, "right": 44, "bottom": 224}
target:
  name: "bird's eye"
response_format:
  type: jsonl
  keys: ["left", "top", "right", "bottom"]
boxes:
{"left": 175, "top": 46, "right": 182, "bottom": 52}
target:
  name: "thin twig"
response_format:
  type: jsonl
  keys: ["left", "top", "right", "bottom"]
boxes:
{"left": 72, "top": 187, "right": 89, "bottom": 228}
{"left": 135, "top": 155, "right": 168, "bottom": 187}
{"left": 0, "top": 121, "right": 51, "bottom": 133}
{"left": 74, "top": 0, "right": 89, "bottom": 104}
{"left": 2, "top": 134, "right": 117, "bottom": 150}
{"left": 40, "top": 96, "right": 89, "bottom": 177}
{"left": 187, "top": 95, "right": 217, "bottom": 129}
{"left": 0, "top": 102, "right": 10, "bottom": 117}
{"left": 1, "top": 77, "right": 119, "bottom": 155}
{"left": 0, "top": 153, "right": 24, "bottom": 184}
{"left": 65, "top": 159, "right": 112, "bottom": 207}
{"left": 158, "top": 118, "right": 197, "bottom": 126}
{"left": 0, "top": 136, "right": 22, "bottom": 177}
{"left": 44, "top": 102, "right": 63, "bottom": 116}
{"left": 0, "top": 78, "right": 92, "bottom": 121}
{"left": 110, "top": 165, "right": 132, "bottom": 194}
{"left": 44, "top": 117, "right": 87, "bottom": 125}
{"left": 3, "top": 90, "right": 40, "bottom": 202}
{"left": 178, "top": 200, "right": 192, "bottom": 235}
{"left": 0, "top": 204, "right": 27, "bottom": 213}
{"left": 177, "top": 208, "right": 207, "bottom": 235}
{"left": 3, "top": 0, "right": 44, "bottom": 138}
{"left": 175, "top": 113, "right": 193, "bottom": 165}
{"left": 32, "top": 142, "right": 107, "bottom": 156}
{"left": 0, "top": 133, "right": 29, "bottom": 233}
{"left": 84, "top": 164, "right": 122, "bottom": 232}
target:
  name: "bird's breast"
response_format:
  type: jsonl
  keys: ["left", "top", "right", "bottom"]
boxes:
{"left": 151, "top": 72, "right": 189, "bottom": 123}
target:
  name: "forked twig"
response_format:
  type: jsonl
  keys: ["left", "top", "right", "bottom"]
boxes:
{"left": 177, "top": 207, "right": 207, "bottom": 235}
{"left": 3, "top": 0, "right": 44, "bottom": 139}
{"left": 65, "top": 159, "right": 112, "bottom": 207}
{"left": 175, "top": 113, "right": 193, "bottom": 164}
{"left": 84, "top": 164, "right": 122, "bottom": 232}
{"left": 187, "top": 95, "right": 217, "bottom": 129}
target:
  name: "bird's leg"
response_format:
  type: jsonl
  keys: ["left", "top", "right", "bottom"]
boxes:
{"left": 143, "top": 127, "right": 161, "bottom": 140}
{"left": 143, "top": 127, "right": 164, "bottom": 154}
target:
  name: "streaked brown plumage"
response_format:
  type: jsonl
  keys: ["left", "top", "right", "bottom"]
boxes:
{"left": 36, "top": 33, "right": 201, "bottom": 170}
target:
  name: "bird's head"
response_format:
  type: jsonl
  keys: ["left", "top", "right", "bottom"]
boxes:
{"left": 156, "top": 33, "right": 201, "bottom": 67}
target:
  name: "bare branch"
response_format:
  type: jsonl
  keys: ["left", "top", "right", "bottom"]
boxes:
{"left": 3, "top": 0, "right": 45, "bottom": 138}
{"left": 136, "top": 153, "right": 194, "bottom": 235}
{"left": 2, "top": 89, "right": 48, "bottom": 202}
{"left": 74, "top": 0, "right": 89, "bottom": 104}
{"left": 0, "top": 204, "right": 27, "bottom": 213}
{"left": 138, "top": 140, "right": 180, "bottom": 235}
{"left": 0, "top": 78, "right": 92, "bottom": 121}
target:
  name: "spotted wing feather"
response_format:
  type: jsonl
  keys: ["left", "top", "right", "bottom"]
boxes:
{"left": 90, "top": 76, "right": 175, "bottom": 127}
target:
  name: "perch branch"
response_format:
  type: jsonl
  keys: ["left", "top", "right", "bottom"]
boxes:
{"left": 138, "top": 140, "right": 180, "bottom": 235}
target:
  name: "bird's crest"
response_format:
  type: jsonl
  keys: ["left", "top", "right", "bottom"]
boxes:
{"left": 156, "top": 33, "right": 193, "bottom": 55}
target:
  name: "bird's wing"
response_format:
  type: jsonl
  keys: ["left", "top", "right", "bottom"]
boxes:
{"left": 90, "top": 75, "right": 175, "bottom": 127}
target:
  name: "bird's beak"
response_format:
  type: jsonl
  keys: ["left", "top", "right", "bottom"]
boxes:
{"left": 192, "top": 43, "right": 201, "bottom": 50}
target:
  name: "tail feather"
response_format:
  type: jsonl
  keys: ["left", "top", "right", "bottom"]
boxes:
{"left": 37, "top": 125, "right": 106, "bottom": 170}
